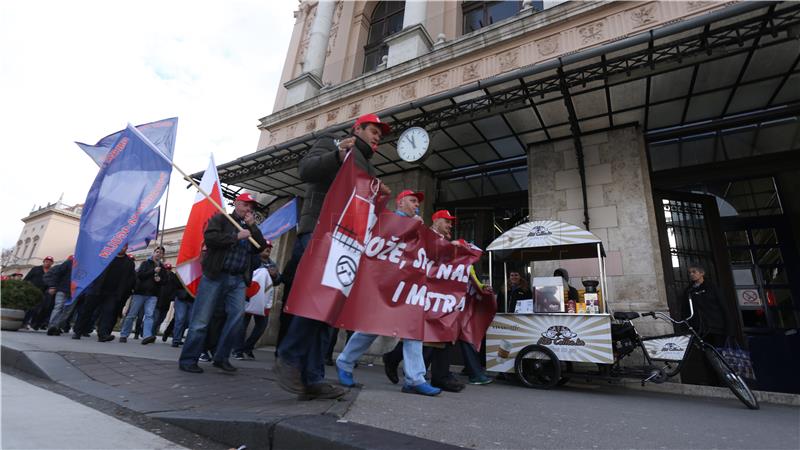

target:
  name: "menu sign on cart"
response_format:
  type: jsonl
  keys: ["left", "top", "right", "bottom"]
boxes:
{"left": 486, "top": 314, "right": 614, "bottom": 373}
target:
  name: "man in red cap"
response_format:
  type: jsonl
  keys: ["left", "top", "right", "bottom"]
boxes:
{"left": 179, "top": 192, "right": 267, "bottom": 374}
{"left": 431, "top": 209, "right": 457, "bottom": 239}
{"left": 22, "top": 256, "right": 55, "bottom": 330}
{"left": 275, "top": 113, "right": 392, "bottom": 400}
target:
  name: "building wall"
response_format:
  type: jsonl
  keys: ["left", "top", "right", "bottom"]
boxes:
{"left": 528, "top": 125, "right": 670, "bottom": 335}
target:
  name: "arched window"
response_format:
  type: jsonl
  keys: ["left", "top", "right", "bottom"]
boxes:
{"left": 15, "top": 240, "right": 22, "bottom": 257}
{"left": 29, "top": 236, "right": 39, "bottom": 259}
{"left": 462, "top": 1, "right": 538, "bottom": 34}
{"left": 363, "top": 1, "right": 405, "bottom": 73}
{"left": 22, "top": 238, "right": 30, "bottom": 258}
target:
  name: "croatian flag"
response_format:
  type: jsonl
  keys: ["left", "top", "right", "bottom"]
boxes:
{"left": 70, "top": 124, "right": 174, "bottom": 301}
{"left": 76, "top": 117, "right": 178, "bottom": 167}
{"left": 175, "top": 154, "right": 223, "bottom": 296}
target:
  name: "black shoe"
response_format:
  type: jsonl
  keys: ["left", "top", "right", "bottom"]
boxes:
{"left": 432, "top": 379, "right": 465, "bottom": 393}
{"left": 98, "top": 335, "right": 115, "bottom": 343}
{"left": 179, "top": 364, "right": 203, "bottom": 374}
{"left": 47, "top": 327, "right": 61, "bottom": 336}
{"left": 245, "top": 351, "right": 255, "bottom": 360}
{"left": 299, "top": 382, "right": 347, "bottom": 401}
{"left": 171, "top": 342, "right": 181, "bottom": 348}
{"left": 274, "top": 358, "right": 306, "bottom": 394}
{"left": 212, "top": 360, "right": 237, "bottom": 372}
{"left": 141, "top": 336, "right": 156, "bottom": 345}
{"left": 382, "top": 354, "right": 399, "bottom": 384}
{"left": 233, "top": 352, "right": 245, "bottom": 360}
{"left": 71, "top": 333, "right": 81, "bottom": 340}
{"left": 199, "top": 351, "right": 212, "bottom": 362}
{"left": 119, "top": 337, "right": 128, "bottom": 343}
{"left": 161, "top": 334, "right": 168, "bottom": 342}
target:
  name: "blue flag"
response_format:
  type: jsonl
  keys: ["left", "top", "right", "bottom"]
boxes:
{"left": 259, "top": 198, "right": 298, "bottom": 242}
{"left": 128, "top": 206, "right": 161, "bottom": 252}
{"left": 76, "top": 117, "right": 178, "bottom": 167}
{"left": 70, "top": 124, "right": 174, "bottom": 302}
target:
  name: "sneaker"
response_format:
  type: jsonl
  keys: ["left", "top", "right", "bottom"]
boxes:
{"left": 382, "top": 353, "right": 399, "bottom": 384}
{"left": 199, "top": 352, "right": 212, "bottom": 363}
{"left": 337, "top": 367, "right": 357, "bottom": 387}
{"left": 299, "top": 382, "right": 347, "bottom": 400}
{"left": 402, "top": 382, "right": 441, "bottom": 396}
{"left": 141, "top": 336, "right": 156, "bottom": 345}
{"left": 119, "top": 337, "right": 127, "bottom": 343}
{"left": 245, "top": 351, "right": 255, "bottom": 360}
{"left": 273, "top": 358, "right": 305, "bottom": 395}
{"left": 46, "top": 327, "right": 61, "bottom": 336}
{"left": 233, "top": 352, "right": 245, "bottom": 360}
{"left": 468, "top": 374, "right": 494, "bottom": 385}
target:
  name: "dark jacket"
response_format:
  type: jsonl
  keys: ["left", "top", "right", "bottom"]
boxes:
{"left": 499, "top": 283, "right": 533, "bottom": 313}
{"left": 90, "top": 254, "right": 136, "bottom": 299}
{"left": 683, "top": 281, "right": 732, "bottom": 337}
{"left": 201, "top": 212, "right": 266, "bottom": 285}
{"left": 43, "top": 259, "right": 72, "bottom": 294}
{"left": 24, "top": 265, "right": 48, "bottom": 291}
{"left": 297, "top": 134, "right": 377, "bottom": 234}
{"left": 157, "top": 271, "right": 181, "bottom": 311}
{"left": 133, "top": 258, "right": 164, "bottom": 297}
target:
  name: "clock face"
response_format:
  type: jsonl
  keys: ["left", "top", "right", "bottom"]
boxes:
{"left": 396, "top": 127, "right": 430, "bottom": 162}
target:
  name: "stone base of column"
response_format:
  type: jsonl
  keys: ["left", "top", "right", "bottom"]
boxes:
{"left": 385, "top": 24, "right": 434, "bottom": 68}
{"left": 283, "top": 72, "right": 323, "bottom": 107}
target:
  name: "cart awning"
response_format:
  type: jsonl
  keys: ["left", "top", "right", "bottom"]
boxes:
{"left": 487, "top": 220, "right": 605, "bottom": 261}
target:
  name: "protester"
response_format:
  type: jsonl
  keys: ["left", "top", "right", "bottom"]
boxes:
{"left": 178, "top": 193, "right": 266, "bottom": 374}
{"left": 72, "top": 244, "right": 136, "bottom": 342}
{"left": 234, "top": 241, "right": 281, "bottom": 360}
{"left": 119, "top": 246, "right": 165, "bottom": 344}
{"left": 274, "top": 113, "right": 391, "bottom": 400}
{"left": 171, "top": 289, "right": 194, "bottom": 347}
{"left": 23, "top": 256, "right": 54, "bottom": 330}
{"left": 45, "top": 256, "right": 75, "bottom": 336}
{"left": 336, "top": 190, "right": 441, "bottom": 396}
{"left": 152, "top": 263, "right": 180, "bottom": 337}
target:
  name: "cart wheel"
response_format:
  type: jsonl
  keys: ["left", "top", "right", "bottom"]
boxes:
{"left": 557, "top": 361, "right": 573, "bottom": 386}
{"left": 514, "top": 345, "right": 561, "bottom": 389}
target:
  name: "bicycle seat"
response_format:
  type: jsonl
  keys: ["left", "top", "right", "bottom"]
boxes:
{"left": 613, "top": 311, "right": 641, "bottom": 321}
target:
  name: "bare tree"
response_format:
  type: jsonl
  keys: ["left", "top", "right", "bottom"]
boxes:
{"left": 1, "top": 247, "right": 17, "bottom": 268}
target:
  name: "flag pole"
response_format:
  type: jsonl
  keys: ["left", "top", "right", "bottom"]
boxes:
{"left": 159, "top": 181, "right": 171, "bottom": 248}
{"left": 128, "top": 124, "right": 261, "bottom": 249}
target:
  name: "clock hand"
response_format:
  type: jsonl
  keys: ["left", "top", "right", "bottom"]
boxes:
{"left": 410, "top": 134, "right": 416, "bottom": 149}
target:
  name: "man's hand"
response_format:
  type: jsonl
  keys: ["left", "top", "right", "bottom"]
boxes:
{"left": 154, "top": 266, "right": 161, "bottom": 273}
{"left": 48, "top": 287, "right": 56, "bottom": 295}
{"left": 379, "top": 181, "right": 391, "bottom": 195}
{"left": 268, "top": 267, "right": 278, "bottom": 278}
{"left": 244, "top": 211, "right": 255, "bottom": 226}
{"left": 237, "top": 229, "right": 252, "bottom": 240}
{"left": 338, "top": 137, "right": 356, "bottom": 162}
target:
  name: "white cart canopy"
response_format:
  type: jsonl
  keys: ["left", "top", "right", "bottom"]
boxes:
{"left": 487, "top": 220, "right": 605, "bottom": 261}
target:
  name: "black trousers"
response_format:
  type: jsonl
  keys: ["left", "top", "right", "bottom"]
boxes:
{"left": 74, "top": 294, "right": 117, "bottom": 337}
{"left": 384, "top": 341, "right": 452, "bottom": 384}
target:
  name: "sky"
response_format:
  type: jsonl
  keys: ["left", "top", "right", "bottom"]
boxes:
{"left": 0, "top": 0, "right": 296, "bottom": 249}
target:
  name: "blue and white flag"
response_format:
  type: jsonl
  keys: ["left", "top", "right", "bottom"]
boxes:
{"left": 76, "top": 117, "right": 178, "bottom": 167}
{"left": 258, "top": 198, "right": 298, "bottom": 242}
{"left": 128, "top": 206, "right": 161, "bottom": 252}
{"left": 70, "top": 124, "right": 174, "bottom": 301}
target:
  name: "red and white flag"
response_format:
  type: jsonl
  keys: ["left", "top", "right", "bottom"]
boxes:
{"left": 176, "top": 155, "right": 223, "bottom": 296}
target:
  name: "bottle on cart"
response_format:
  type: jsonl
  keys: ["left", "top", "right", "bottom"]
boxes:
{"left": 582, "top": 280, "right": 600, "bottom": 314}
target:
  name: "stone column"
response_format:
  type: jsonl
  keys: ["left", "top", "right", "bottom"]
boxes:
{"left": 385, "top": 1, "right": 433, "bottom": 68}
{"left": 284, "top": 0, "right": 336, "bottom": 107}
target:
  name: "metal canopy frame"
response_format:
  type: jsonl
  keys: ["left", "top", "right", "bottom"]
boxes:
{"left": 197, "top": 2, "right": 800, "bottom": 204}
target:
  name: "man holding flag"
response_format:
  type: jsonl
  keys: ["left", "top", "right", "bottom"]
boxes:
{"left": 178, "top": 193, "right": 266, "bottom": 374}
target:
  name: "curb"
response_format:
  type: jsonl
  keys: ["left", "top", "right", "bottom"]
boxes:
{"left": 1, "top": 343, "right": 461, "bottom": 450}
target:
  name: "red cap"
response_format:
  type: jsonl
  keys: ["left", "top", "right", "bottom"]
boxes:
{"left": 353, "top": 113, "right": 391, "bottom": 135}
{"left": 264, "top": 240, "right": 273, "bottom": 247}
{"left": 432, "top": 209, "right": 456, "bottom": 221}
{"left": 164, "top": 263, "right": 173, "bottom": 270}
{"left": 396, "top": 189, "right": 424, "bottom": 203}
{"left": 235, "top": 192, "right": 258, "bottom": 203}
{"left": 43, "top": 256, "right": 54, "bottom": 261}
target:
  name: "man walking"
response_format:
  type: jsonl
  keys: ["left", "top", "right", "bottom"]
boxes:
{"left": 178, "top": 193, "right": 266, "bottom": 373}
{"left": 335, "top": 190, "right": 440, "bottom": 396}
{"left": 45, "top": 256, "right": 74, "bottom": 336}
{"left": 234, "top": 241, "right": 281, "bottom": 360}
{"left": 23, "top": 256, "right": 54, "bottom": 330}
{"left": 119, "top": 246, "right": 165, "bottom": 344}
{"left": 274, "top": 113, "right": 391, "bottom": 400}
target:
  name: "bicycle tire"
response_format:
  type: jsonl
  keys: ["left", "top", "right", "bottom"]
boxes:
{"left": 703, "top": 347, "right": 760, "bottom": 410}
{"left": 514, "top": 344, "right": 561, "bottom": 389}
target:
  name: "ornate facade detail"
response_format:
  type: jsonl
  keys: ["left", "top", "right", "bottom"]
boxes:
{"left": 305, "top": 118, "right": 317, "bottom": 132}
{"left": 462, "top": 60, "right": 482, "bottom": 82}
{"left": 629, "top": 4, "right": 657, "bottom": 27}
{"left": 537, "top": 35, "right": 559, "bottom": 56}
{"left": 429, "top": 71, "right": 449, "bottom": 91}
{"left": 326, "top": 1, "right": 344, "bottom": 57}
{"left": 348, "top": 101, "right": 361, "bottom": 118}
{"left": 295, "top": 3, "right": 317, "bottom": 75}
{"left": 578, "top": 21, "right": 605, "bottom": 45}
{"left": 687, "top": 1, "right": 712, "bottom": 11}
{"left": 373, "top": 92, "right": 389, "bottom": 110}
{"left": 326, "top": 108, "right": 340, "bottom": 123}
{"left": 497, "top": 49, "right": 519, "bottom": 72}
{"left": 400, "top": 82, "right": 417, "bottom": 100}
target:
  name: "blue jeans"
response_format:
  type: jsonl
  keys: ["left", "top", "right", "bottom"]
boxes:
{"left": 120, "top": 295, "right": 156, "bottom": 338}
{"left": 459, "top": 340, "right": 486, "bottom": 378}
{"left": 337, "top": 334, "right": 427, "bottom": 386}
{"left": 179, "top": 274, "right": 245, "bottom": 367}
{"left": 235, "top": 313, "right": 268, "bottom": 354}
{"left": 172, "top": 299, "right": 193, "bottom": 345}
{"left": 48, "top": 291, "right": 69, "bottom": 328}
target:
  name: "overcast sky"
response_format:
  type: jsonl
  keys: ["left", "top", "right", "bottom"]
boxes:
{"left": 0, "top": 0, "right": 296, "bottom": 249}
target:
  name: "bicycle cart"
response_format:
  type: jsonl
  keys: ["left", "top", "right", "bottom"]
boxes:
{"left": 484, "top": 220, "right": 759, "bottom": 409}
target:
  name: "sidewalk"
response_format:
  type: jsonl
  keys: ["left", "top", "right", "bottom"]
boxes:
{"left": 2, "top": 330, "right": 799, "bottom": 450}
{"left": 2, "top": 372, "right": 185, "bottom": 450}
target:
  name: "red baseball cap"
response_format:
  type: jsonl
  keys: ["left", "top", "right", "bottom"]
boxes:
{"left": 164, "top": 263, "right": 173, "bottom": 270}
{"left": 264, "top": 240, "right": 273, "bottom": 247}
{"left": 396, "top": 189, "right": 424, "bottom": 203}
{"left": 432, "top": 209, "right": 456, "bottom": 221}
{"left": 235, "top": 192, "right": 258, "bottom": 204}
{"left": 43, "top": 256, "right": 54, "bottom": 261}
{"left": 354, "top": 113, "right": 391, "bottom": 135}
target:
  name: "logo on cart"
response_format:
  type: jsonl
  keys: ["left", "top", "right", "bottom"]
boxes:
{"left": 537, "top": 325, "right": 585, "bottom": 346}
{"left": 527, "top": 225, "right": 552, "bottom": 237}
{"left": 660, "top": 342, "right": 684, "bottom": 352}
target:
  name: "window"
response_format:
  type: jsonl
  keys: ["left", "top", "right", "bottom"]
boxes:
{"left": 363, "top": 1, "right": 405, "bottom": 73}
{"left": 462, "top": 1, "right": 536, "bottom": 34}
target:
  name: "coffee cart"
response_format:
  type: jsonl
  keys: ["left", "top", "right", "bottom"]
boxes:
{"left": 484, "top": 220, "right": 614, "bottom": 388}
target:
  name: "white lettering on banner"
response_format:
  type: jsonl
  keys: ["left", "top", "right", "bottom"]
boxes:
{"left": 395, "top": 281, "right": 464, "bottom": 313}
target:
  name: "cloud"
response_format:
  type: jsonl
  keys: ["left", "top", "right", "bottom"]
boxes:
{"left": 0, "top": 0, "right": 296, "bottom": 249}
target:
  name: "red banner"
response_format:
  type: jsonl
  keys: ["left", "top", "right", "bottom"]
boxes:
{"left": 286, "top": 156, "right": 496, "bottom": 345}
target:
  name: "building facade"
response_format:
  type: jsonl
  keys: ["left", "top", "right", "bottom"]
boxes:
{"left": 204, "top": 1, "right": 800, "bottom": 393}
